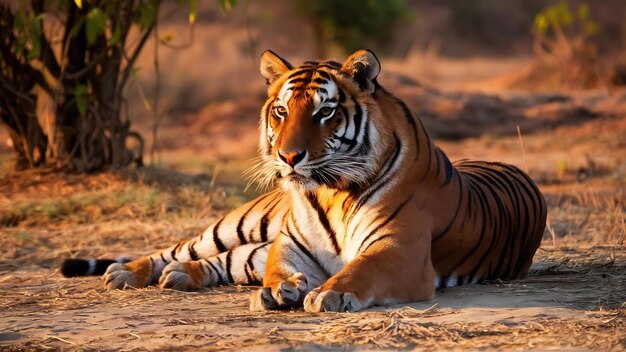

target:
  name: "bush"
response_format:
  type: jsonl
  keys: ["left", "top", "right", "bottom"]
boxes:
{"left": 295, "top": 0, "right": 410, "bottom": 56}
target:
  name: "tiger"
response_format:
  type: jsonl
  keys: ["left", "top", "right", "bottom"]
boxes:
{"left": 61, "top": 49, "right": 547, "bottom": 312}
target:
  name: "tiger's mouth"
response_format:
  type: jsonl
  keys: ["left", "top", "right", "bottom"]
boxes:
{"left": 279, "top": 170, "right": 320, "bottom": 191}
{"left": 285, "top": 172, "right": 308, "bottom": 183}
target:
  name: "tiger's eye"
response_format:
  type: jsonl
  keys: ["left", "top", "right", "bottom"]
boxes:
{"left": 274, "top": 106, "right": 287, "bottom": 119}
{"left": 319, "top": 107, "right": 334, "bottom": 117}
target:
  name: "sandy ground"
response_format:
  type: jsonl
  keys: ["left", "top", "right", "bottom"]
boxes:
{"left": 0, "top": 246, "right": 624, "bottom": 351}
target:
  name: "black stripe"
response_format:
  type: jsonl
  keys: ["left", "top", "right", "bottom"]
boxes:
{"left": 290, "top": 213, "right": 314, "bottom": 249}
{"left": 246, "top": 242, "right": 271, "bottom": 272}
{"left": 213, "top": 218, "right": 227, "bottom": 253}
{"left": 359, "top": 234, "right": 392, "bottom": 254}
{"left": 472, "top": 163, "right": 537, "bottom": 277}
{"left": 206, "top": 260, "right": 225, "bottom": 284}
{"left": 259, "top": 197, "right": 282, "bottom": 242}
{"left": 316, "top": 70, "right": 331, "bottom": 80}
{"left": 189, "top": 242, "right": 200, "bottom": 261}
{"left": 317, "top": 62, "right": 341, "bottom": 70}
{"left": 441, "top": 152, "right": 454, "bottom": 186}
{"left": 338, "top": 105, "right": 351, "bottom": 142}
{"left": 305, "top": 193, "right": 340, "bottom": 254}
{"left": 350, "top": 134, "right": 402, "bottom": 216}
{"left": 225, "top": 251, "right": 234, "bottom": 284}
{"left": 346, "top": 96, "right": 363, "bottom": 152}
{"left": 475, "top": 174, "right": 511, "bottom": 278}
{"left": 171, "top": 243, "right": 182, "bottom": 261}
{"left": 432, "top": 172, "right": 464, "bottom": 244}
{"left": 314, "top": 87, "right": 328, "bottom": 94}
{"left": 447, "top": 182, "right": 487, "bottom": 273}
{"left": 263, "top": 100, "right": 275, "bottom": 155}
{"left": 287, "top": 69, "right": 313, "bottom": 80}
{"left": 453, "top": 165, "right": 520, "bottom": 271}
{"left": 464, "top": 177, "right": 499, "bottom": 281}
{"left": 289, "top": 77, "right": 310, "bottom": 85}
{"left": 333, "top": 134, "right": 356, "bottom": 147}
{"left": 462, "top": 171, "right": 508, "bottom": 279}
{"left": 394, "top": 97, "right": 419, "bottom": 160}
{"left": 285, "top": 227, "right": 332, "bottom": 278}
{"left": 417, "top": 116, "right": 433, "bottom": 180}
{"left": 243, "top": 265, "right": 254, "bottom": 284}
{"left": 338, "top": 88, "right": 346, "bottom": 103}
{"left": 358, "top": 118, "right": 371, "bottom": 156}
{"left": 259, "top": 213, "right": 270, "bottom": 242}
{"left": 356, "top": 195, "right": 413, "bottom": 254}
{"left": 237, "top": 194, "right": 272, "bottom": 245}
{"left": 470, "top": 165, "right": 526, "bottom": 277}
{"left": 456, "top": 182, "right": 490, "bottom": 280}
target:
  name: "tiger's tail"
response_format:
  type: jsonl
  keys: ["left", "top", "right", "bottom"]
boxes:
{"left": 60, "top": 258, "right": 131, "bottom": 277}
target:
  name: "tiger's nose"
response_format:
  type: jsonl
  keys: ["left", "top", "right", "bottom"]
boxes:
{"left": 278, "top": 149, "right": 306, "bottom": 167}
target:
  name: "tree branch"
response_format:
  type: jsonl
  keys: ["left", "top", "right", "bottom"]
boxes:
{"left": 119, "top": 25, "right": 155, "bottom": 90}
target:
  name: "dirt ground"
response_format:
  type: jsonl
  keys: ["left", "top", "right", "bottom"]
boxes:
{"left": 2, "top": 57, "right": 626, "bottom": 350}
{"left": 0, "top": 245, "right": 624, "bottom": 351}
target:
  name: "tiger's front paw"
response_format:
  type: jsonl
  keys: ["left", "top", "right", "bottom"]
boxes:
{"left": 102, "top": 257, "right": 152, "bottom": 290}
{"left": 303, "top": 288, "right": 368, "bottom": 312}
{"left": 249, "top": 273, "right": 308, "bottom": 311}
{"left": 102, "top": 263, "right": 147, "bottom": 290}
{"left": 158, "top": 261, "right": 204, "bottom": 291}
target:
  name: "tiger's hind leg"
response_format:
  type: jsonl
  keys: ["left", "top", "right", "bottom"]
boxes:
{"left": 103, "top": 190, "right": 288, "bottom": 290}
{"left": 159, "top": 242, "right": 271, "bottom": 291}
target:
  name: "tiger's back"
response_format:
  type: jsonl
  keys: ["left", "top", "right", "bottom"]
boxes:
{"left": 430, "top": 159, "right": 547, "bottom": 288}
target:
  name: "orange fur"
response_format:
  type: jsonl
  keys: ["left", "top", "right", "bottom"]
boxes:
{"left": 124, "top": 257, "right": 153, "bottom": 286}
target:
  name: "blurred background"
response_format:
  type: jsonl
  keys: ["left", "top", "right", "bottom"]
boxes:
{"left": 2, "top": 0, "right": 626, "bottom": 169}
{"left": 1, "top": 0, "right": 625, "bottom": 246}
{"left": 120, "top": 0, "right": 626, "bottom": 169}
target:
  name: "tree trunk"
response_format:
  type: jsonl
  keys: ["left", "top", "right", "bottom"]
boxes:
{"left": 0, "top": 1, "right": 147, "bottom": 172}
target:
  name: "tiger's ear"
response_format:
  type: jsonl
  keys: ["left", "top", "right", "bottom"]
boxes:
{"left": 340, "top": 49, "right": 381, "bottom": 93}
{"left": 260, "top": 50, "right": 293, "bottom": 85}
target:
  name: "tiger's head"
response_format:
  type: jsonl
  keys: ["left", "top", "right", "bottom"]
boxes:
{"left": 253, "top": 50, "right": 391, "bottom": 193}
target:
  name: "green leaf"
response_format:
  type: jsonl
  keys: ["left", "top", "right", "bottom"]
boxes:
{"left": 534, "top": 14, "right": 549, "bottom": 35}
{"left": 584, "top": 21, "right": 599, "bottom": 36}
{"left": 27, "top": 14, "right": 42, "bottom": 59}
{"left": 189, "top": 0, "right": 197, "bottom": 25}
{"left": 74, "top": 85, "right": 88, "bottom": 117}
{"left": 130, "top": 67, "right": 141, "bottom": 77}
{"left": 28, "top": 35, "right": 41, "bottom": 59}
{"left": 86, "top": 8, "right": 106, "bottom": 45}
{"left": 577, "top": 4, "right": 589, "bottom": 21}
{"left": 15, "top": 35, "right": 26, "bottom": 56}
{"left": 139, "top": 2, "right": 158, "bottom": 28}
{"left": 217, "top": 0, "right": 236, "bottom": 11}
{"left": 110, "top": 25, "right": 121, "bottom": 46}
{"left": 70, "top": 17, "right": 85, "bottom": 38}
{"left": 104, "top": 1, "right": 116, "bottom": 16}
